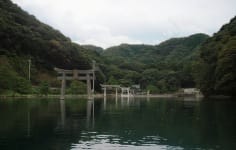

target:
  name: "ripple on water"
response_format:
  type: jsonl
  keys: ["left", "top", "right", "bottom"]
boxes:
{"left": 70, "top": 132, "right": 184, "bottom": 150}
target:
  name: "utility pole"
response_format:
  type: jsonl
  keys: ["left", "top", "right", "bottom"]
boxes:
{"left": 28, "top": 59, "right": 31, "bottom": 82}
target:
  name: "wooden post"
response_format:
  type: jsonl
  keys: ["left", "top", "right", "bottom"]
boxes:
{"left": 60, "top": 72, "right": 66, "bottom": 100}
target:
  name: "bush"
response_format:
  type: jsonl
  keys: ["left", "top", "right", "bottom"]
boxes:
{"left": 0, "top": 65, "right": 31, "bottom": 94}
{"left": 14, "top": 77, "right": 32, "bottom": 94}
{"left": 39, "top": 81, "right": 50, "bottom": 95}
{"left": 31, "top": 86, "right": 40, "bottom": 94}
{"left": 147, "top": 85, "right": 159, "bottom": 94}
{"left": 68, "top": 80, "right": 87, "bottom": 94}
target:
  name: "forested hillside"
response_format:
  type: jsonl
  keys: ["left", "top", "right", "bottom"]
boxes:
{"left": 0, "top": 0, "right": 96, "bottom": 94}
{"left": 195, "top": 16, "right": 236, "bottom": 97}
{"left": 102, "top": 34, "right": 209, "bottom": 93}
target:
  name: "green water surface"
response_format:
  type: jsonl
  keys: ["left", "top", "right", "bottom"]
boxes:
{"left": 0, "top": 97, "right": 235, "bottom": 150}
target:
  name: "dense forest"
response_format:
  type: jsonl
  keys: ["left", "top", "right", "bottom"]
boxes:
{"left": 194, "top": 17, "right": 236, "bottom": 97}
{"left": 101, "top": 34, "right": 209, "bottom": 93}
{"left": 0, "top": 0, "right": 235, "bottom": 97}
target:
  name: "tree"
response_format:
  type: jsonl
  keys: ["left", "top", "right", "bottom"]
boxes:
{"left": 107, "top": 76, "right": 119, "bottom": 84}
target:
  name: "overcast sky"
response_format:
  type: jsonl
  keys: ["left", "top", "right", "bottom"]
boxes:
{"left": 12, "top": 0, "right": 236, "bottom": 48}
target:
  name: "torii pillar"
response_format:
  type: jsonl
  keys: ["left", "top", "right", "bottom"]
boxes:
{"left": 86, "top": 73, "right": 92, "bottom": 99}
{"left": 121, "top": 87, "right": 130, "bottom": 97}
{"left": 60, "top": 72, "right": 66, "bottom": 100}
{"left": 103, "top": 87, "right": 107, "bottom": 97}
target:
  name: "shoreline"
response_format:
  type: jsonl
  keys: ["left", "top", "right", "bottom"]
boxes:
{"left": 0, "top": 94, "right": 232, "bottom": 100}
{"left": 0, "top": 93, "right": 201, "bottom": 99}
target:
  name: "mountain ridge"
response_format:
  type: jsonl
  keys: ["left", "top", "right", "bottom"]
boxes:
{"left": 1, "top": 0, "right": 235, "bottom": 96}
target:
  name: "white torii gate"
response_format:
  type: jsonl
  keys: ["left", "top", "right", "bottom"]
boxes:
{"left": 100, "top": 84, "right": 131, "bottom": 98}
{"left": 120, "top": 87, "right": 130, "bottom": 98}
{"left": 100, "top": 84, "right": 120, "bottom": 98}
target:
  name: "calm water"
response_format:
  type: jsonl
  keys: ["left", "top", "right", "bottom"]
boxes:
{"left": 0, "top": 97, "right": 236, "bottom": 150}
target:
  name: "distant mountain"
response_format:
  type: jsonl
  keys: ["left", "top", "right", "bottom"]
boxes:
{"left": 82, "top": 45, "right": 104, "bottom": 54}
{"left": 103, "top": 34, "right": 209, "bottom": 65}
{"left": 102, "top": 34, "right": 209, "bottom": 92}
{"left": 195, "top": 16, "right": 236, "bottom": 97}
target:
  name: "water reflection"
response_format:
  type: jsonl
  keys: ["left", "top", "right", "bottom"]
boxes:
{"left": 103, "top": 96, "right": 107, "bottom": 110}
{"left": 60, "top": 100, "right": 66, "bottom": 128}
{"left": 27, "top": 106, "right": 31, "bottom": 138}
{"left": 86, "top": 99, "right": 94, "bottom": 129}
{"left": 0, "top": 98, "right": 235, "bottom": 150}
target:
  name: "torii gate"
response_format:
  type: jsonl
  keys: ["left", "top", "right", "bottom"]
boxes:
{"left": 100, "top": 84, "right": 131, "bottom": 98}
{"left": 54, "top": 61, "right": 97, "bottom": 99}
{"left": 100, "top": 84, "right": 120, "bottom": 98}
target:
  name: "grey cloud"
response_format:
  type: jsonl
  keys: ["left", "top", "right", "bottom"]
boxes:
{"left": 12, "top": 0, "right": 236, "bottom": 48}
